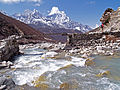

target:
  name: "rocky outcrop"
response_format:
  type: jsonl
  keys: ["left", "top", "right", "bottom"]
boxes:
{"left": 0, "top": 35, "right": 20, "bottom": 61}
{"left": 100, "top": 8, "right": 114, "bottom": 25}
{"left": 91, "top": 7, "right": 120, "bottom": 33}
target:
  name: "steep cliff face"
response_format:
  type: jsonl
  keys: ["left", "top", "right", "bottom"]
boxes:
{"left": 109, "top": 7, "right": 120, "bottom": 32}
{"left": 100, "top": 8, "right": 114, "bottom": 25}
{"left": 0, "top": 12, "right": 50, "bottom": 42}
{"left": 101, "top": 7, "right": 120, "bottom": 32}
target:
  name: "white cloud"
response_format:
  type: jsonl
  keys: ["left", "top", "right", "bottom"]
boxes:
{"left": 0, "top": 0, "right": 42, "bottom": 3}
{"left": 34, "top": 3, "right": 41, "bottom": 6}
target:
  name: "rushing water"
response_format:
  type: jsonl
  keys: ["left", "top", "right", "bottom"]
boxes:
{"left": 4, "top": 47, "right": 120, "bottom": 90}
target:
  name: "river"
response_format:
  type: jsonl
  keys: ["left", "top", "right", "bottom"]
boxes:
{"left": 3, "top": 46, "right": 120, "bottom": 90}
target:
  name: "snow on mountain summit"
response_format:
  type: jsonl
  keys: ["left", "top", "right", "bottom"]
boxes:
{"left": 48, "top": 7, "right": 65, "bottom": 15}
{"left": 13, "top": 9, "right": 44, "bottom": 24}
{"left": 47, "top": 7, "right": 70, "bottom": 27}
{"left": 12, "top": 7, "right": 92, "bottom": 32}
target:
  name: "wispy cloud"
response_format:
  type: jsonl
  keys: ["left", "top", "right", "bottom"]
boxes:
{"left": 0, "top": 0, "right": 42, "bottom": 3}
{"left": 34, "top": 3, "right": 41, "bottom": 6}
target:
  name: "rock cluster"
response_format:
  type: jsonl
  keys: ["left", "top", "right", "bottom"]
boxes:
{"left": 19, "top": 42, "right": 65, "bottom": 51}
{"left": 0, "top": 35, "right": 19, "bottom": 61}
{"left": 66, "top": 34, "right": 120, "bottom": 56}
{"left": 0, "top": 76, "right": 16, "bottom": 90}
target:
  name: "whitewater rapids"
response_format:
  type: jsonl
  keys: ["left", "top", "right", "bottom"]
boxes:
{"left": 5, "top": 46, "right": 120, "bottom": 90}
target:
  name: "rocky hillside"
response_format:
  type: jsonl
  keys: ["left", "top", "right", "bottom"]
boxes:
{"left": 0, "top": 12, "right": 52, "bottom": 42}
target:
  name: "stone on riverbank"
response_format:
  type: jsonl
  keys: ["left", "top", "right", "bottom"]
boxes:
{"left": 0, "top": 35, "right": 20, "bottom": 62}
{"left": 96, "top": 71, "right": 110, "bottom": 77}
{"left": 0, "top": 61, "right": 13, "bottom": 69}
{"left": 0, "top": 77, "right": 16, "bottom": 89}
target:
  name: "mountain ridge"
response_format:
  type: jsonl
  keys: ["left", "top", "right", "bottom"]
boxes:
{"left": 12, "top": 7, "right": 92, "bottom": 33}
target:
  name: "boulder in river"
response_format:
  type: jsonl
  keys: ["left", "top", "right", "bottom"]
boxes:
{"left": 0, "top": 76, "right": 16, "bottom": 89}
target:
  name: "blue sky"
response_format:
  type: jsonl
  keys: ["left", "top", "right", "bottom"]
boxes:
{"left": 0, "top": 0, "right": 119, "bottom": 28}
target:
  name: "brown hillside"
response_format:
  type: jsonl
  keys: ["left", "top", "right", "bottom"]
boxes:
{"left": 0, "top": 12, "right": 50, "bottom": 42}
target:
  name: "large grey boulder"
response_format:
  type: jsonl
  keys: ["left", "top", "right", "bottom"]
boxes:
{"left": 0, "top": 77, "right": 16, "bottom": 90}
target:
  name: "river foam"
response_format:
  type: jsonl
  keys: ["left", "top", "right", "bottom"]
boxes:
{"left": 10, "top": 48, "right": 86, "bottom": 85}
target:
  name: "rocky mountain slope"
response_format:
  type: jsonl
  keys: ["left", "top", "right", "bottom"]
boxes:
{"left": 89, "top": 7, "right": 120, "bottom": 33}
{"left": 12, "top": 7, "right": 92, "bottom": 33}
{"left": 0, "top": 12, "right": 51, "bottom": 43}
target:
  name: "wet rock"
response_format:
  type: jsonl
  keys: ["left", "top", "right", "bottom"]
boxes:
{"left": 81, "top": 53, "right": 89, "bottom": 59}
{"left": 0, "top": 77, "right": 16, "bottom": 89}
{"left": 41, "top": 51, "right": 58, "bottom": 59}
{"left": 0, "top": 77, "right": 6, "bottom": 85}
{"left": 7, "top": 61, "right": 13, "bottom": 67}
{"left": 0, "top": 62, "right": 7, "bottom": 69}
{"left": 19, "top": 51, "right": 24, "bottom": 55}
{"left": 3, "top": 78, "right": 16, "bottom": 89}
{"left": 96, "top": 71, "right": 110, "bottom": 77}
{"left": 60, "top": 81, "right": 78, "bottom": 90}
{"left": 1, "top": 61, "right": 7, "bottom": 66}
{"left": 32, "top": 75, "right": 49, "bottom": 89}
{"left": 58, "top": 64, "right": 73, "bottom": 70}
{"left": 0, "top": 85, "right": 6, "bottom": 90}
{"left": 54, "top": 51, "right": 66, "bottom": 59}
{"left": 85, "top": 58, "right": 95, "bottom": 66}
{"left": 60, "top": 83, "right": 70, "bottom": 89}
{"left": 0, "top": 61, "right": 14, "bottom": 69}
{"left": 105, "top": 51, "right": 114, "bottom": 56}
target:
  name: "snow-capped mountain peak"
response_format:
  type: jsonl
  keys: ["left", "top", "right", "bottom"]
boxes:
{"left": 13, "top": 9, "right": 43, "bottom": 24}
{"left": 12, "top": 7, "right": 92, "bottom": 32}
{"left": 48, "top": 7, "right": 65, "bottom": 15}
{"left": 47, "top": 7, "right": 70, "bottom": 27}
